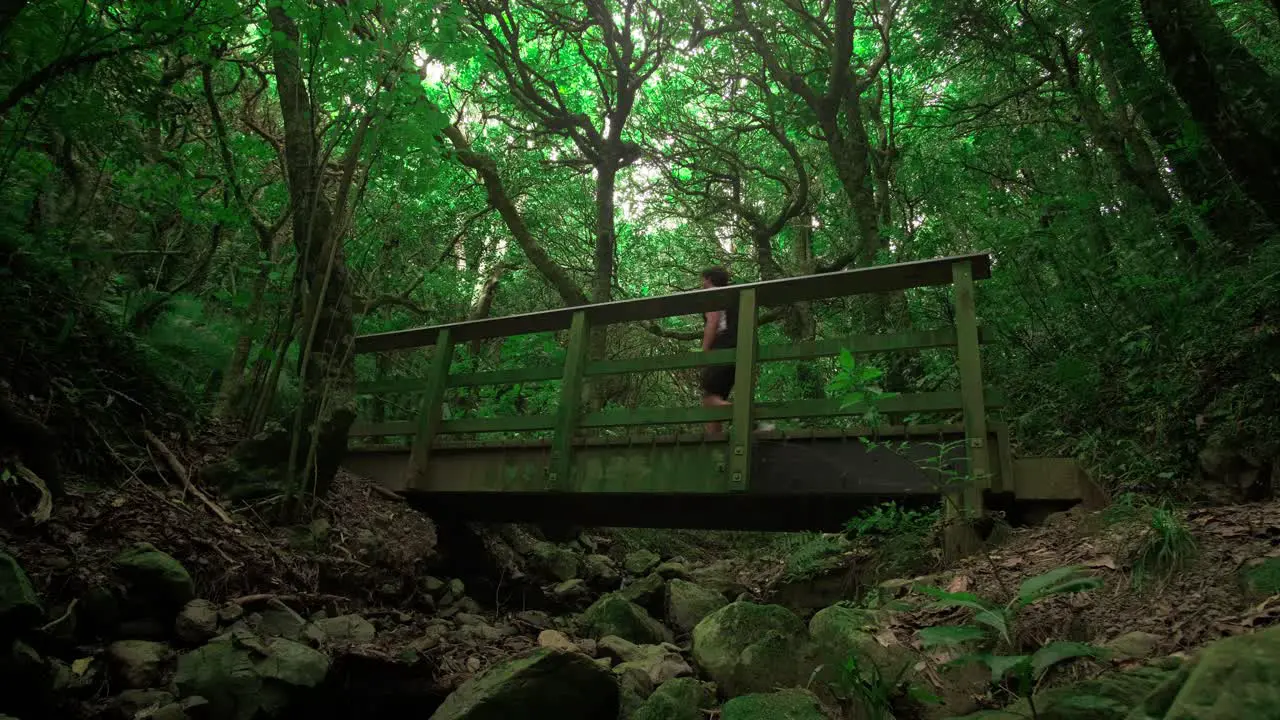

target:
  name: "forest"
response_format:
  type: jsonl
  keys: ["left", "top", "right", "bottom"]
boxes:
{"left": 3, "top": 0, "right": 1280, "bottom": 498}
{"left": 3, "top": 2, "right": 1280, "bottom": 719}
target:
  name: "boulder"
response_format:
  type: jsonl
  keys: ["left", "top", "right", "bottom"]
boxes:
{"left": 106, "top": 640, "right": 172, "bottom": 689}
{"left": 624, "top": 550, "right": 661, "bottom": 576}
{"left": 579, "top": 594, "right": 671, "bottom": 645}
{"left": 720, "top": 689, "right": 829, "bottom": 719}
{"left": 1104, "top": 631, "right": 1164, "bottom": 662}
{"left": 0, "top": 551, "right": 42, "bottom": 631}
{"left": 114, "top": 688, "right": 177, "bottom": 717}
{"left": 688, "top": 560, "right": 749, "bottom": 599}
{"left": 808, "top": 604, "right": 910, "bottom": 676}
{"left": 537, "top": 630, "right": 579, "bottom": 653}
{"left": 666, "top": 579, "right": 728, "bottom": 635}
{"left": 1130, "top": 625, "right": 1280, "bottom": 719}
{"left": 691, "top": 601, "right": 813, "bottom": 697}
{"left": 619, "top": 573, "right": 666, "bottom": 617}
{"left": 615, "top": 646, "right": 693, "bottom": 689}
{"left": 631, "top": 677, "right": 716, "bottom": 720}
{"left": 430, "top": 648, "right": 618, "bottom": 720}
{"left": 553, "top": 579, "right": 589, "bottom": 603}
{"left": 113, "top": 543, "right": 194, "bottom": 609}
{"left": 315, "top": 614, "right": 376, "bottom": 645}
{"left": 583, "top": 554, "right": 621, "bottom": 589}
{"left": 252, "top": 609, "right": 307, "bottom": 641}
{"left": 175, "top": 599, "right": 220, "bottom": 644}
{"left": 653, "top": 561, "right": 692, "bottom": 579}
{"left": 531, "top": 543, "right": 580, "bottom": 583}
{"left": 956, "top": 664, "right": 1175, "bottom": 720}
{"left": 173, "top": 630, "right": 329, "bottom": 720}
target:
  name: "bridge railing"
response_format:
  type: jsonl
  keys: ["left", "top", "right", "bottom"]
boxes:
{"left": 349, "top": 252, "right": 997, "bottom": 503}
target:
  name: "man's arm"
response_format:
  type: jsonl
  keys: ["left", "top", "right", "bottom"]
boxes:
{"left": 702, "top": 310, "right": 721, "bottom": 352}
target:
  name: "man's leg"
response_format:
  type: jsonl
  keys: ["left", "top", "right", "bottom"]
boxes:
{"left": 702, "top": 392, "right": 731, "bottom": 434}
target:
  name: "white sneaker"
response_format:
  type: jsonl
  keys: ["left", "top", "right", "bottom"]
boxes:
{"left": 756, "top": 421, "right": 777, "bottom": 432}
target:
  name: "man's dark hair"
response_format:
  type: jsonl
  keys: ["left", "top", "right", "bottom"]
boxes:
{"left": 701, "top": 267, "right": 731, "bottom": 287}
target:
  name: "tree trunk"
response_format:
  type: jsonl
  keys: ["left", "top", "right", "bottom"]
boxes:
{"left": 268, "top": 5, "right": 355, "bottom": 501}
{"left": 1139, "top": 0, "right": 1280, "bottom": 231}
{"left": 1089, "top": 0, "right": 1270, "bottom": 251}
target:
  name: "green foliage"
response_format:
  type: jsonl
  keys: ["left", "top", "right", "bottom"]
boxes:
{"left": 827, "top": 652, "right": 941, "bottom": 720}
{"left": 1104, "top": 494, "right": 1198, "bottom": 589}
{"left": 827, "top": 351, "right": 898, "bottom": 426}
{"left": 845, "top": 502, "right": 941, "bottom": 581}
{"left": 778, "top": 532, "right": 850, "bottom": 581}
{"left": 918, "top": 566, "right": 1107, "bottom": 709}
{"left": 1243, "top": 558, "right": 1280, "bottom": 596}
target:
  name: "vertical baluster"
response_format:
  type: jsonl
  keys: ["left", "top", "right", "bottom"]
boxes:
{"left": 550, "top": 310, "right": 590, "bottom": 491}
{"left": 948, "top": 260, "right": 989, "bottom": 557}
{"left": 728, "top": 288, "right": 758, "bottom": 492}
{"left": 408, "top": 328, "right": 454, "bottom": 489}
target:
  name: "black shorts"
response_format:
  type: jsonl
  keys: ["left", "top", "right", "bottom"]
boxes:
{"left": 700, "top": 364, "right": 734, "bottom": 398}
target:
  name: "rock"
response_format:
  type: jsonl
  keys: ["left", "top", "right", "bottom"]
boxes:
{"left": 107, "top": 640, "right": 172, "bottom": 689}
{"left": 619, "top": 573, "right": 666, "bottom": 616}
{"left": 217, "top": 603, "right": 244, "bottom": 625}
{"left": 424, "top": 576, "right": 446, "bottom": 594}
{"left": 580, "top": 594, "right": 672, "bottom": 645}
{"left": 691, "top": 601, "right": 813, "bottom": 698}
{"left": 0, "top": 551, "right": 42, "bottom": 631}
{"left": 615, "top": 646, "right": 693, "bottom": 688}
{"left": 113, "top": 544, "right": 194, "bottom": 609}
{"left": 531, "top": 543, "right": 580, "bottom": 583}
{"left": 448, "top": 578, "right": 466, "bottom": 597}
{"left": 721, "top": 689, "right": 828, "bottom": 719}
{"left": 653, "top": 561, "right": 692, "bottom": 580}
{"left": 252, "top": 608, "right": 306, "bottom": 641}
{"left": 624, "top": 550, "right": 661, "bottom": 576}
{"left": 553, "top": 579, "right": 589, "bottom": 603}
{"left": 666, "top": 579, "right": 729, "bottom": 636}
{"left": 537, "top": 630, "right": 579, "bottom": 653}
{"left": 688, "top": 560, "right": 749, "bottom": 599}
{"left": 632, "top": 677, "right": 717, "bottom": 720}
{"left": 1104, "top": 631, "right": 1164, "bottom": 662}
{"left": 174, "top": 631, "right": 330, "bottom": 720}
{"left": 616, "top": 662, "right": 654, "bottom": 716}
{"left": 175, "top": 599, "right": 220, "bottom": 644}
{"left": 430, "top": 648, "right": 618, "bottom": 720}
{"left": 959, "top": 664, "right": 1175, "bottom": 719}
{"left": 1131, "top": 624, "right": 1280, "bottom": 719}
{"left": 808, "top": 604, "right": 910, "bottom": 677}
{"left": 598, "top": 635, "right": 644, "bottom": 663}
{"left": 315, "top": 614, "right": 376, "bottom": 644}
{"left": 583, "top": 554, "right": 621, "bottom": 589}
{"left": 114, "top": 688, "right": 177, "bottom": 717}
{"left": 78, "top": 584, "right": 121, "bottom": 638}
{"left": 514, "top": 610, "right": 553, "bottom": 630}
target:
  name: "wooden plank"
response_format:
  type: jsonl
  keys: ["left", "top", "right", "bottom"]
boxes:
{"left": 946, "top": 260, "right": 988, "bottom": 560}
{"left": 579, "top": 389, "right": 1004, "bottom": 428}
{"left": 549, "top": 310, "right": 590, "bottom": 491}
{"left": 437, "top": 415, "right": 557, "bottom": 434}
{"left": 728, "top": 288, "right": 758, "bottom": 492}
{"left": 407, "top": 327, "right": 455, "bottom": 486}
{"left": 581, "top": 327, "right": 995, "bottom": 378}
{"left": 356, "top": 377, "right": 432, "bottom": 395}
{"left": 354, "top": 253, "right": 993, "bottom": 352}
{"left": 448, "top": 365, "right": 564, "bottom": 388}
{"left": 349, "top": 420, "right": 416, "bottom": 437}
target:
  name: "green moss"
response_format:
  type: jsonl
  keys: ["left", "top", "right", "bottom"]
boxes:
{"left": 720, "top": 689, "right": 827, "bottom": 719}
{"left": 1242, "top": 557, "right": 1280, "bottom": 596}
{"left": 691, "top": 601, "right": 813, "bottom": 697}
{"left": 579, "top": 594, "right": 671, "bottom": 645}
{"left": 632, "top": 678, "right": 716, "bottom": 720}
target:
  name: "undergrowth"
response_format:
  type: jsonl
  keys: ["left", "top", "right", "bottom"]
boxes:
{"left": 1103, "top": 493, "right": 1197, "bottom": 589}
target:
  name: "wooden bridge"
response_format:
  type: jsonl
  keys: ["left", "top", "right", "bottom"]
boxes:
{"left": 344, "top": 253, "right": 1100, "bottom": 546}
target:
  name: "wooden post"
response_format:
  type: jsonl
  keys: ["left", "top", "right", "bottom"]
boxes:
{"left": 728, "top": 288, "right": 758, "bottom": 492}
{"left": 947, "top": 260, "right": 989, "bottom": 558}
{"left": 407, "top": 327, "right": 455, "bottom": 489}
{"left": 550, "top": 310, "right": 590, "bottom": 491}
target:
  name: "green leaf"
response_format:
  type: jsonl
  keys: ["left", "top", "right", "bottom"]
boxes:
{"left": 1016, "top": 566, "right": 1103, "bottom": 605}
{"left": 982, "top": 653, "right": 1031, "bottom": 681}
{"left": 1031, "top": 641, "right": 1107, "bottom": 678}
{"left": 918, "top": 586, "right": 997, "bottom": 614}
{"left": 918, "top": 624, "right": 987, "bottom": 647}
{"left": 972, "top": 609, "right": 1011, "bottom": 644}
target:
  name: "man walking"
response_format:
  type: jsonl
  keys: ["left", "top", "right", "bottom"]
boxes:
{"left": 698, "top": 267, "right": 737, "bottom": 434}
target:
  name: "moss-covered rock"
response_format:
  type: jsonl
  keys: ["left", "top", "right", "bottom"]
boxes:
{"left": 175, "top": 599, "right": 220, "bottom": 644}
{"left": 631, "top": 677, "right": 716, "bottom": 720}
{"left": 107, "top": 640, "right": 173, "bottom": 689}
{"left": 174, "top": 630, "right": 329, "bottom": 720}
{"left": 720, "top": 689, "right": 829, "bottom": 719}
{"left": 666, "top": 579, "right": 728, "bottom": 636}
{"left": 691, "top": 601, "right": 813, "bottom": 697}
{"left": 583, "top": 554, "right": 621, "bottom": 589}
{"left": 531, "top": 542, "right": 580, "bottom": 583}
{"left": 113, "top": 543, "right": 194, "bottom": 608}
{"left": 1127, "top": 625, "right": 1280, "bottom": 719}
{"left": 579, "top": 594, "right": 671, "bottom": 645}
{"left": 430, "top": 648, "right": 618, "bottom": 720}
{"left": 0, "top": 551, "right": 42, "bottom": 632}
{"left": 956, "top": 664, "right": 1176, "bottom": 720}
{"left": 619, "top": 573, "right": 667, "bottom": 617}
{"left": 808, "top": 604, "right": 912, "bottom": 679}
{"left": 624, "top": 550, "right": 661, "bottom": 576}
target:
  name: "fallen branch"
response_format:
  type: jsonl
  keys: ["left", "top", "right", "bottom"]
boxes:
{"left": 143, "top": 429, "right": 236, "bottom": 525}
{"left": 368, "top": 483, "right": 404, "bottom": 502}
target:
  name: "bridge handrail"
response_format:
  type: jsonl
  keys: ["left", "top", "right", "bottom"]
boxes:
{"left": 353, "top": 252, "right": 991, "bottom": 353}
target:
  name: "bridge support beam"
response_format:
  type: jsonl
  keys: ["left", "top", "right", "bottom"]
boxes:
{"left": 407, "top": 327, "right": 454, "bottom": 486}
{"left": 728, "top": 288, "right": 758, "bottom": 492}
{"left": 549, "top": 310, "right": 590, "bottom": 491}
{"left": 947, "top": 260, "right": 989, "bottom": 560}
